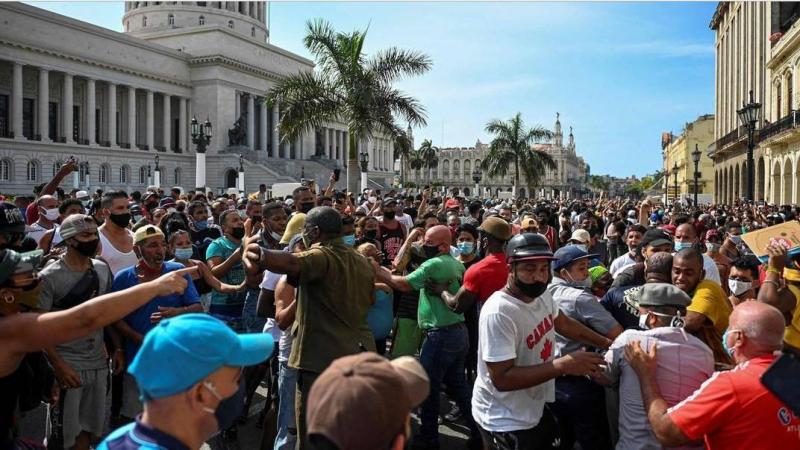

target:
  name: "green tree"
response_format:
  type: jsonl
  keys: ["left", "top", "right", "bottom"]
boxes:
{"left": 481, "top": 113, "right": 556, "bottom": 197}
{"left": 267, "top": 19, "right": 432, "bottom": 192}
{"left": 588, "top": 175, "right": 610, "bottom": 194}
{"left": 417, "top": 139, "right": 440, "bottom": 183}
{"left": 392, "top": 128, "right": 414, "bottom": 185}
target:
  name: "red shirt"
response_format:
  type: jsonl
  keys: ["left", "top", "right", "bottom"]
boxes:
{"left": 463, "top": 252, "right": 508, "bottom": 304}
{"left": 668, "top": 354, "right": 800, "bottom": 449}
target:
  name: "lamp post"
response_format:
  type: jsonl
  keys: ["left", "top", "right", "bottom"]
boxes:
{"left": 692, "top": 144, "right": 702, "bottom": 206}
{"left": 153, "top": 154, "right": 161, "bottom": 189}
{"left": 737, "top": 89, "right": 762, "bottom": 202}
{"left": 74, "top": 161, "right": 90, "bottom": 190}
{"left": 672, "top": 162, "right": 679, "bottom": 204}
{"left": 359, "top": 150, "right": 369, "bottom": 193}
{"left": 237, "top": 154, "right": 245, "bottom": 195}
{"left": 146, "top": 164, "right": 152, "bottom": 186}
{"left": 190, "top": 116, "right": 212, "bottom": 193}
{"left": 663, "top": 167, "right": 669, "bottom": 202}
{"left": 472, "top": 168, "right": 483, "bottom": 198}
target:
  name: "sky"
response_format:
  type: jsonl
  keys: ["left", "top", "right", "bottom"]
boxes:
{"left": 29, "top": 1, "right": 717, "bottom": 178}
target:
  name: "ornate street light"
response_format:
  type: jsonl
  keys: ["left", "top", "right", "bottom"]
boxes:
{"left": 672, "top": 162, "right": 679, "bottom": 204}
{"left": 737, "top": 90, "right": 762, "bottom": 202}
{"left": 663, "top": 168, "right": 669, "bottom": 202}
{"left": 153, "top": 154, "right": 161, "bottom": 188}
{"left": 472, "top": 168, "right": 483, "bottom": 198}
{"left": 692, "top": 144, "right": 702, "bottom": 206}
{"left": 359, "top": 151, "right": 369, "bottom": 192}
{"left": 191, "top": 116, "right": 212, "bottom": 193}
{"left": 237, "top": 154, "right": 245, "bottom": 194}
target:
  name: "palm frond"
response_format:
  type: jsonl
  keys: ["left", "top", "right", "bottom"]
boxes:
{"left": 367, "top": 48, "right": 433, "bottom": 84}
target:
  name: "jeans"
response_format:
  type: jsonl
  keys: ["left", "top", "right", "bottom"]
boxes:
{"left": 418, "top": 323, "right": 477, "bottom": 445}
{"left": 552, "top": 376, "right": 612, "bottom": 450}
{"left": 243, "top": 288, "right": 266, "bottom": 333}
{"left": 275, "top": 361, "right": 297, "bottom": 450}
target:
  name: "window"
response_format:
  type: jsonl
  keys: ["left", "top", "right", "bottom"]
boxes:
{"left": 251, "top": 26, "right": 255, "bottom": 37}
{"left": 788, "top": 72, "right": 794, "bottom": 113}
{"left": 142, "top": 16, "right": 147, "bottom": 27}
{"left": 22, "top": 98, "right": 34, "bottom": 139}
{"left": 99, "top": 164, "right": 109, "bottom": 184}
{"left": 197, "top": 1, "right": 207, "bottom": 6}
{"left": 120, "top": 165, "right": 130, "bottom": 184}
{"left": 79, "top": 163, "right": 87, "bottom": 183}
{"left": 168, "top": 14, "right": 174, "bottom": 26}
{"left": 26, "top": 160, "right": 38, "bottom": 181}
{"left": 228, "top": 20, "right": 234, "bottom": 29}
{"left": 95, "top": 108, "right": 101, "bottom": 144}
{"left": 48, "top": 102, "right": 58, "bottom": 140}
{"left": 52, "top": 161, "right": 62, "bottom": 177}
{"left": 443, "top": 160, "right": 450, "bottom": 178}
{"left": 139, "top": 166, "right": 148, "bottom": 184}
{"left": 777, "top": 81, "right": 783, "bottom": 118}
{"left": 0, "top": 159, "right": 10, "bottom": 181}
{"left": 72, "top": 105, "right": 80, "bottom": 142}
{"left": 0, "top": 95, "right": 8, "bottom": 137}
{"left": 198, "top": 15, "right": 205, "bottom": 25}
{"left": 174, "top": 167, "right": 181, "bottom": 185}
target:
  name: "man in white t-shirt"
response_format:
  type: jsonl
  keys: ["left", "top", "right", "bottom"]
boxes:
{"left": 473, "top": 233, "right": 612, "bottom": 450}
{"left": 610, "top": 224, "right": 646, "bottom": 277}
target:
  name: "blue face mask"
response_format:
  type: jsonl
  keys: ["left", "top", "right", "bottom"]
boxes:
{"left": 722, "top": 329, "right": 740, "bottom": 357}
{"left": 457, "top": 241, "right": 474, "bottom": 255}
{"left": 342, "top": 234, "right": 356, "bottom": 247}
{"left": 674, "top": 241, "right": 693, "bottom": 252}
{"left": 195, "top": 220, "right": 208, "bottom": 230}
{"left": 174, "top": 247, "right": 194, "bottom": 260}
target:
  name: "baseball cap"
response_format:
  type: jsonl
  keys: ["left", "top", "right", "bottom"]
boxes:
{"left": 382, "top": 197, "right": 397, "bottom": 206}
{"left": 637, "top": 283, "right": 691, "bottom": 308}
{"left": 478, "top": 217, "right": 512, "bottom": 241}
{"left": 0, "top": 202, "right": 25, "bottom": 233}
{"left": 307, "top": 353, "right": 429, "bottom": 450}
{"left": 521, "top": 217, "right": 536, "bottom": 229}
{"left": 133, "top": 225, "right": 165, "bottom": 244}
{"left": 129, "top": 314, "right": 274, "bottom": 400}
{"left": 552, "top": 245, "right": 598, "bottom": 272}
{"left": 59, "top": 214, "right": 98, "bottom": 241}
{"left": 75, "top": 190, "right": 90, "bottom": 201}
{"left": 588, "top": 265, "right": 609, "bottom": 283}
{"left": 641, "top": 229, "right": 672, "bottom": 249}
{"left": 569, "top": 229, "right": 591, "bottom": 244}
{"left": 159, "top": 197, "right": 177, "bottom": 209}
{"left": 445, "top": 199, "right": 460, "bottom": 210}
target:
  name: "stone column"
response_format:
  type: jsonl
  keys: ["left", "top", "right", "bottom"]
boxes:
{"left": 234, "top": 91, "right": 240, "bottom": 119}
{"left": 146, "top": 90, "right": 154, "bottom": 150}
{"left": 11, "top": 62, "right": 23, "bottom": 139}
{"left": 295, "top": 136, "right": 303, "bottom": 160}
{"left": 259, "top": 100, "right": 268, "bottom": 152}
{"left": 38, "top": 68, "right": 49, "bottom": 142}
{"left": 63, "top": 73, "right": 73, "bottom": 143}
{"left": 86, "top": 78, "right": 96, "bottom": 144}
{"left": 323, "top": 127, "right": 330, "bottom": 158}
{"left": 246, "top": 94, "right": 255, "bottom": 150}
{"left": 271, "top": 101, "right": 280, "bottom": 158}
{"left": 107, "top": 82, "right": 117, "bottom": 146}
{"left": 343, "top": 131, "right": 349, "bottom": 166}
{"left": 389, "top": 139, "right": 394, "bottom": 174}
{"left": 179, "top": 97, "right": 187, "bottom": 153}
{"left": 163, "top": 94, "right": 171, "bottom": 152}
{"left": 127, "top": 86, "right": 136, "bottom": 147}
{"left": 283, "top": 141, "right": 291, "bottom": 159}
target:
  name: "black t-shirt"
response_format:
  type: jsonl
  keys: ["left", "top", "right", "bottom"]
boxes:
{"left": 190, "top": 227, "right": 221, "bottom": 262}
{"left": 611, "top": 263, "right": 645, "bottom": 289}
{"left": 600, "top": 285, "right": 642, "bottom": 330}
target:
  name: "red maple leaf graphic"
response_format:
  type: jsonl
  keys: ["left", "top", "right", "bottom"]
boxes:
{"left": 540, "top": 338, "right": 553, "bottom": 361}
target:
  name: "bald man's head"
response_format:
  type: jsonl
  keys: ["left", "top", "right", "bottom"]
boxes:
{"left": 423, "top": 225, "right": 452, "bottom": 257}
{"left": 729, "top": 301, "right": 785, "bottom": 360}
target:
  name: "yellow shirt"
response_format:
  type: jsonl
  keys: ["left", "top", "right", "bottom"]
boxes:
{"left": 688, "top": 279, "right": 732, "bottom": 335}
{"left": 783, "top": 284, "right": 800, "bottom": 349}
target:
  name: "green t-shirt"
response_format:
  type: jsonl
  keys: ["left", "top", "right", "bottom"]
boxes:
{"left": 407, "top": 254, "right": 465, "bottom": 330}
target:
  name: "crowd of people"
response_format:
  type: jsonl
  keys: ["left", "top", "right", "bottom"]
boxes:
{"left": 1, "top": 168, "right": 799, "bottom": 450}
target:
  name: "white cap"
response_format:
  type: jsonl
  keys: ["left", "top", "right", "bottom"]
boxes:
{"left": 76, "top": 190, "right": 89, "bottom": 200}
{"left": 569, "top": 229, "right": 591, "bottom": 244}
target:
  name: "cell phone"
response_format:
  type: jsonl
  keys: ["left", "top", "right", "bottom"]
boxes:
{"left": 333, "top": 169, "right": 341, "bottom": 182}
{"left": 761, "top": 352, "right": 800, "bottom": 415}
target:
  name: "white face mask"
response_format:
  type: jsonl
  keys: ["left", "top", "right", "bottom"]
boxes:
{"left": 728, "top": 279, "right": 753, "bottom": 297}
{"left": 43, "top": 208, "right": 59, "bottom": 221}
{"left": 638, "top": 312, "right": 650, "bottom": 330}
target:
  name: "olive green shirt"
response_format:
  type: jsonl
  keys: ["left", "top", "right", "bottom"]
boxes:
{"left": 288, "top": 238, "right": 377, "bottom": 373}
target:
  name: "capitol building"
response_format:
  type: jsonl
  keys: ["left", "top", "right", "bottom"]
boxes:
{"left": 0, "top": 1, "right": 396, "bottom": 196}
{"left": 408, "top": 114, "right": 589, "bottom": 198}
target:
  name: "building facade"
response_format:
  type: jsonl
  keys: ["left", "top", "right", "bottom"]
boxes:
{"left": 0, "top": 1, "right": 395, "bottom": 196}
{"left": 406, "top": 114, "right": 588, "bottom": 199}
{"left": 662, "top": 114, "right": 716, "bottom": 203}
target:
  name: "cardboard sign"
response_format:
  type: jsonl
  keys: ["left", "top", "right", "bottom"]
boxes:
{"left": 741, "top": 221, "right": 800, "bottom": 263}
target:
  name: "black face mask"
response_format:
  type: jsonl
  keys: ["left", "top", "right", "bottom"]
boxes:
{"left": 252, "top": 215, "right": 262, "bottom": 223}
{"left": 300, "top": 202, "right": 315, "bottom": 214}
{"left": 383, "top": 211, "right": 396, "bottom": 220}
{"left": 229, "top": 227, "right": 245, "bottom": 240}
{"left": 365, "top": 229, "right": 377, "bottom": 240}
{"left": 109, "top": 213, "right": 131, "bottom": 228}
{"left": 423, "top": 244, "right": 440, "bottom": 259}
{"left": 72, "top": 238, "right": 100, "bottom": 258}
{"left": 514, "top": 265, "right": 548, "bottom": 299}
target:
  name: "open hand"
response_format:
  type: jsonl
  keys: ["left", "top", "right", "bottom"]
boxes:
{"left": 765, "top": 243, "right": 788, "bottom": 272}
{"left": 624, "top": 340, "right": 657, "bottom": 376}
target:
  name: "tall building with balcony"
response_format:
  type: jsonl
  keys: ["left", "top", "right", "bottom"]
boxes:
{"left": 662, "top": 114, "right": 716, "bottom": 203}
{"left": 0, "top": 2, "right": 395, "bottom": 196}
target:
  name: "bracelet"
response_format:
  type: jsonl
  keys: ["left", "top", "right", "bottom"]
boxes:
{"left": 765, "top": 266, "right": 782, "bottom": 275}
{"left": 762, "top": 279, "right": 782, "bottom": 288}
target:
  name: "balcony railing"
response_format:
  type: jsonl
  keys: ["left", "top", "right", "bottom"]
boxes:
{"left": 758, "top": 110, "right": 798, "bottom": 142}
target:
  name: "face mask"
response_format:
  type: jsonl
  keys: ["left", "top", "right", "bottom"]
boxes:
{"left": 383, "top": 211, "right": 396, "bottom": 220}
{"left": 513, "top": 266, "right": 548, "bottom": 299}
{"left": 674, "top": 241, "right": 694, "bottom": 252}
{"left": 575, "top": 244, "right": 587, "bottom": 252}
{"left": 195, "top": 220, "right": 208, "bottom": 230}
{"left": 133, "top": 214, "right": 143, "bottom": 224}
{"left": 71, "top": 238, "right": 100, "bottom": 258}
{"left": 300, "top": 202, "right": 315, "bottom": 214}
{"left": 229, "top": 227, "right": 245, "bottom": 240}
{"left": 365, "top": 229, "right": 377, "bottom": 240}
{"left": 269, "top": 230, "right": 282, "bottom": 241}
{"left": 167, "top": 208, "right": 177, "bottom": 214}
{"left": 705, "top": 242, "right": 720, "bottom": 253}
{"left": 564, "top": 270, "right": 592, "bottom": 289}
{"left": 109, "top": 213, "right": 131, "bottom": 228}
{"left": 721, "top": 329, "right": 740, "bottom": 357}
{"left": 368, "top": 196, "right": 377, "bottom": 203}
{"left": 202, "top": 381, "right": 245, "bottom": 433}
{"left": 457, "top": 242, "right": 474, "bottom": 255}
{"left": 728, "top": 279, "right": 753, "bottom": 297}
{"left": 638, "top": 312, "right": 650, "bottom": 330}
{"left": 174, "top": 247, "right": 194, "bottom": 260}
{"left": 252, "top": 215, "right": 262, "bottom": 223}
{"left": 342, "top": 234, "right": 356, "bottom": 247}
{"left": 237, "top": 210, "right": 247, "bottom": 219}
{"left": 43, "top": 208, "right": 59, "bottom": 221}
{"left": 423, "top": 244, "right": 440, "bottom": 259}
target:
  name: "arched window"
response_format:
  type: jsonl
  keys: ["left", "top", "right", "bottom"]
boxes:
{"left": 142, "top": 16, "right": 147, "bottom": 27}
{"left": 251, "top": 26, "right": 255, "bottom": 37}
{"left": 788, "top": 72, "right": 794, "bottom": 113}
{"left": 139, "top": 166, "right": 148, "bottom": 184}
{"left": 453, "top": 160, "right": 460, "bottom": 178}
{"left": 464, "top": 160, "right": 471, "bottom": 176}
{"left": 120, "top": 165, "right": 130, "bottom": 184}
{"left": 228, "top": 20, "right": 234, "bottom": 29}
{"left": 168, "top": 14, "right": 174, "bottom": 26}
{"left": 26, "top": 160, "right": 38, "bottom": 182}
{"left": 52, "top": 161, "right": 62, "bottom": 177}
{"left": 443, "top": 160, "right": 450, "bottom": 178}
{"left": 0, "top": 159, "right": 11, "bottom": 181}
{"left": 777, "top": 81, "right": 783, "bottom": 117}
{"left": 99, "top": 164, "right": 109, "bottom": 184}
{"left": 198, "top": 15, "right": 205, "bottom": 25}
{"left": 174, "top": 167, "right": 181, "bottom": 185}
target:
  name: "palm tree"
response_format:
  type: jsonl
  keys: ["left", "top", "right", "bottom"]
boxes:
{"left": 418, "top": 139, "right": 439, "bottom": 184}
{"left": 588, "top": 175, "right": 610, "bottom": 195}
{"left": 481, "top": 113, "right": 556, "bottom": 197}
{"left": 393, "top": 128, "right": 413, "bottom": 185}
{"left": 267, "top": 19, "right": 432, "bottom": 192}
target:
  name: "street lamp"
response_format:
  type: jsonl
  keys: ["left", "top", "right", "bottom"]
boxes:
{"left": 737, "top": 89, "right": 762, "bottom": 202}
{"left": 191, "top": 116, "right": 212, "bottom": 193}
{"left": 692, "top": 144, "right": 702, "bottom": 206}
{"left": 153, "top": 154, "right": 161, "bottom": 188}
{"left": 472, "top": 168, "right": 483, "bottom": 198}
{"left": 663, "top": 167, "right": 669, "bottom": 202}
{"left": 672, "top": 162, "right": 679, "bottom": 204}
{"left": 237, "top": 154, "right": 245, "bottom": 195}
{"left": 359, "top": 150, "right": 369, "bottom": 193}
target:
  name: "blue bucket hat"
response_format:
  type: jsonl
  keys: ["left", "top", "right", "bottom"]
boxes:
{"left": 551, "top": 245, "right": 598, "bottom": 272}
{"left": 129, "top": 313, "right": 274, "bottom": 400}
